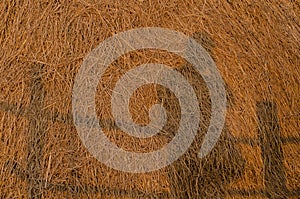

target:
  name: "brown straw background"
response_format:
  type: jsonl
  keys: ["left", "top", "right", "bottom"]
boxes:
{"left": 0, "top": 0, "right": 299, "bottom": 198}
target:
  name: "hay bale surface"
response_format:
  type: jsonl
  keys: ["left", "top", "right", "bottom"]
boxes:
{"left": 0, "top": 0, "right": 299, "bottom": 198}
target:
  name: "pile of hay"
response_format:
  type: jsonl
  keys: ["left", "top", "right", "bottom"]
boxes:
{"left": 0, "top": 0, "right": 299, "bottom": 198}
